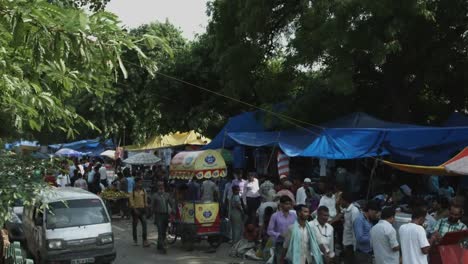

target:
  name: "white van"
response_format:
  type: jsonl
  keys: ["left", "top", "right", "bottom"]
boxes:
{"left": 23, "top": 187, "right": 116, "bottom": 264}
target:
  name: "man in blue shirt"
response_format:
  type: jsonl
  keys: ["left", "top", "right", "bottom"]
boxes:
{"left": 124, "top": 168, "right": 135, "bottom": 193}
{"left": 354, "top": 200, "right": 380, "bottom": 264}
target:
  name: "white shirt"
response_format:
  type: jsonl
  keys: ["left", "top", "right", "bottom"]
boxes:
{"left": 371, "top": 220, "right": 399, "bottom": 264}
{"left": 399, "top": 223, "right": 430, "bottom": 264}
{"left": 78, "top": 164, "right": 85, "bottom": 175}
{"left": 319, "top": 195, "right": 337, "bottom": 218}
{"left": 56, "top": 174, "right": 71, "bottom": 187}
{"left": 69, "top": 165, "right": 76, "bottom": 177}
{"left": 296, "top": 186, "right": 307, "bottom": 205}
{"left": 243, "top": 178, "right": 260, "bottom": 200}
{"left": 343, "top": 203, "right": 360, "bottom": 247}
{"left": 310, "top": 219, "right": 335, "bottom": 258}
{"left": 230, "top": 179, "right": 246, "bottom": 197}
{"left": 283, "top": 223, "right": 313, "bottom": 264}
{"left": 99, "top": 166, "right": 108, "bottom": 180}
{"left": 257, "top": 202, "right": 278, "bottom": 226}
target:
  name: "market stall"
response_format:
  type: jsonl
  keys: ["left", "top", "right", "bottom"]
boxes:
{"left": 101, "top": 188, "right": 129, "bottom": 216}
{"left": 168, "top": 150, "right": 227, "bottom": 248}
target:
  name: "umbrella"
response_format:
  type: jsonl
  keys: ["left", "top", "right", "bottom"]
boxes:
{"left": 55, "top": 148, "right": 83, "bottom": 157}
{"left": 100, "top": 150, "right": 116, "bottom": 160}
{"left": 123, "top": 152, "right": 161, "bottom": 165}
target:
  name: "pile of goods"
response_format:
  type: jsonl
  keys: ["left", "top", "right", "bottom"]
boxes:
{"left": 101, "top": 189, "right": 128, "bottom": 200}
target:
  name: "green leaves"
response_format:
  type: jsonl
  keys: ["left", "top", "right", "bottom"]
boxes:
{"left": 0, "top": 0, "right": 156, "bottom": 138}
{"left": 0, "top": 154, "right": 56, "bottom": 227}
{"left": 197, "top": 0, "right": 468, "bottom": 125}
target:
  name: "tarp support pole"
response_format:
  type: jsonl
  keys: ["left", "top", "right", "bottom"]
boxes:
{"left": 265, "top": 132, "right": 281, "bottom": 173}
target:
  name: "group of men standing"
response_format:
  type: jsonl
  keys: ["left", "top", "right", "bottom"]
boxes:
{"left": 260, "top": 176, "right": 467, "bottom": 264}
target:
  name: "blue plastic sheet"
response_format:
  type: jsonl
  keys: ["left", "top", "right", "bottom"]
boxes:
{"left": 205, "top": 111, "right": 468, "bottom": 165}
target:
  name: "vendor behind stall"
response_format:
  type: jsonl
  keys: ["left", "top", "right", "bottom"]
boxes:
{"left": 201, "top": 178, "right": 219, "bottom": 202}
{"left": 430, "top": 203, "right": 467, "bottom": 243}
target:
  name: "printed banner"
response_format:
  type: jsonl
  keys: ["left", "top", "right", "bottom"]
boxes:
{"left": 181, "top": 202, "right": 195, "bottom": 224}
{"left": 194, "top": 203, "right": 219, "bottom": 225}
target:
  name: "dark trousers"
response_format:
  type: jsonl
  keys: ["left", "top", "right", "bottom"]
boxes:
{"left": 354, "top": 251, "right": 373, "bottom": 264}
{"left": 343, "top": 245, "right": 355, "bottom": 264}
{"left": 119, "top": 198, "right": 130, "bottom": 217}
{"left": 101, "top": 179, "right": 108, "bottom": 187}
{"left": 132, "top": 208, "right": 147, "bottom": 242}
{"left": 154, "top": 213, "right": 169, "bottom": 249}
{"left": 246, "top": 196, "right": 261, "bottom": 224}
{"left": 274, "top": 241, "right": 284, "bottom": 264}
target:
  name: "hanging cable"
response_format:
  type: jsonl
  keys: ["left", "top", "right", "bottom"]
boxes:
{"left": 153, "top": 71, "right": 326, "bottom": 132}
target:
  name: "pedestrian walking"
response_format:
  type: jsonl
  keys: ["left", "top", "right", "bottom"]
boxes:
{"left": 283, "top": 204, "right": 323, "bottom": 264}
{"left": 243, "top": 172, "right": 261, "bottom": 224}
{"left": 232, "top": 171, "right": 247, "bottom": 197}
{"left": 117, "top": 172, "right": 130, "bottom": 219}
{"left": 318, "top": 184, "right": 337, "bottom": 220}
{"left": 354, "top": 200, "right": 380, "bottom": 264}
{"left": 310, "top": 206, "right": 335, "bottom": 263}
{"left": 340, "top": 192, "right": 360, "bottom": 264}
{"left": 399, "top": 207, "right": 431, "bottom": 264}
{"left": 98, "top": 162, "right": 109, "bottom": 187}
{"left": 230, "top": 185, "right": 244, "bottom": 244}
{"left": 73, "top": 173, "right": 88, "bottom": 191}
{"left": 151, "top": 181, "right": 174, "bottom": 254}
{"left": 296, "top": 178, "right": 314, "bottom": 206}
{"left": 88, "top": 166, "right": 102, "bottom": 194}
{"left": 370, "top": 207, "right": 400, "bottom": 264}
{"left": 267, "top": 195, "right": 296, "bottom": 264}
{"left": 129, "top": 178, "right": 149, "bottom": 247}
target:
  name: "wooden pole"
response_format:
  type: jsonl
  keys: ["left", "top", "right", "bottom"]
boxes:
{"left": 367, "top": 158, "right": 379, "bottom": 200}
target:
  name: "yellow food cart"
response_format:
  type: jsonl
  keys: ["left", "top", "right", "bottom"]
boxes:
{"left": 168, "top": 150, "right": 227, "bottom": 248}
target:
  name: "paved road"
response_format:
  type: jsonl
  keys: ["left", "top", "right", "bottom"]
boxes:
{"left": 111, "top": 218, "right": 257, "bottom": 264}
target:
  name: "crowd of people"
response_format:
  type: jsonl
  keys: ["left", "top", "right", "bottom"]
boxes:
{"left": 42, "top": 158, "right": 468, "bottom": 263}
{"left": 184, "top": 170, "right": 467, "bottom": 264}
{"left": 43, "top": 158, "right": 114, "bottom": 194}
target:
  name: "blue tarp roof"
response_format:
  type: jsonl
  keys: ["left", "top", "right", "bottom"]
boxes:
{"left": 205, "top": 111, "right": 468, "bottom": 165}
{"left": 321, "top": 112, "right": 421, "bottom": 128}
{"left": 442, "top": 112, "right": 468, "bottom": 127}
{"left": 205, "top": 112, "right": 268, "bottom": 149}
{"left": 5, "top": 140, "right": 39, "bottom": 150}
{"left": 48, "top": 138, "right": 114, "bottom": 156}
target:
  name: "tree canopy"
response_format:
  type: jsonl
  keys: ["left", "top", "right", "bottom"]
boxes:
{"left": 159, "top": 0, "right": 468, "bottom": 130}
{"left": 0, "top": 0, "right": 159, "bottom": 140}
{"left": 0, "top": 0, "right": 160, "bottom": 225}
{"left": 7, "top": 0, "right": 468, "bottom": 142}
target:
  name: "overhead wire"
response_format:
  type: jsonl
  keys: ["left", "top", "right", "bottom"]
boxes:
{"left": 121, "top": 60, "right": 325, "bottom": 136}
{"left": 153, "top": 71, "right": 326, "bottom": 131}
{"left": 121, "top": 60, "right": 385, "bottom": 165}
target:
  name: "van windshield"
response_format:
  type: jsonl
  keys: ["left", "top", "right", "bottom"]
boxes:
{"left": 46, "top": 199, "right": 109, "bottom": 229}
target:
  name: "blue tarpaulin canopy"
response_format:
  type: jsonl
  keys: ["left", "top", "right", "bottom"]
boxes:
{"left": 205, "top": 112, "right": 468, "bottom": 165}
{"left": 206, "top": 111, "right": 269, "bottom": 149}
{"left": 49, "top": 138, "right": 114, "bottom": 156}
